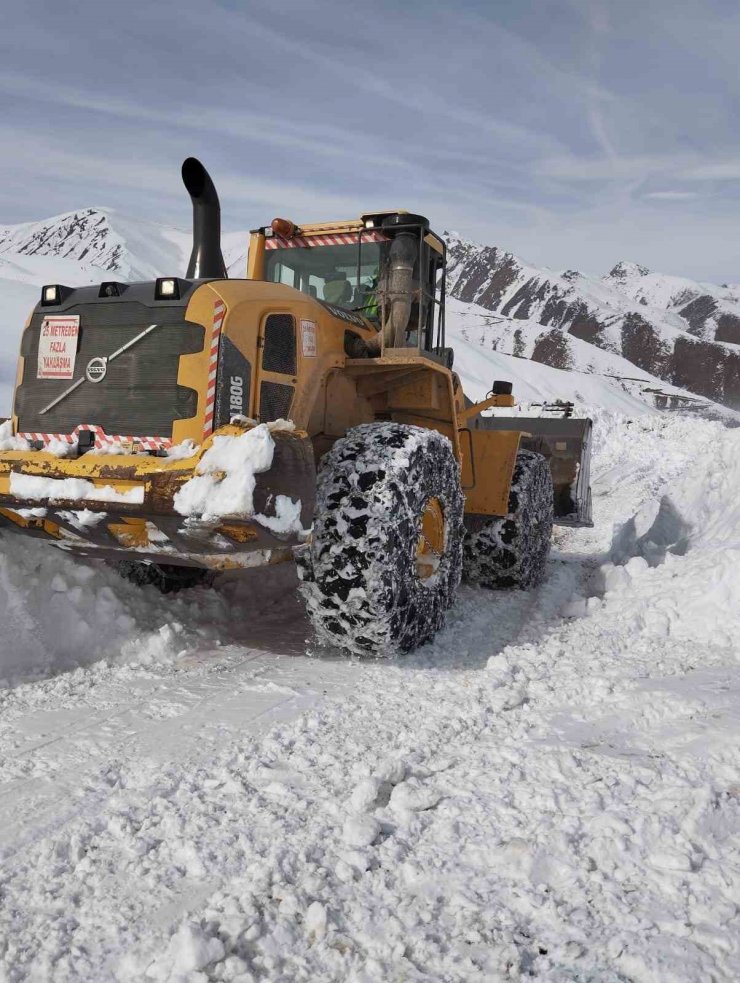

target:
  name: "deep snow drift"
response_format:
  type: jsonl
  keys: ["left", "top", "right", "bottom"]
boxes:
{"left": 0, "top": 409, "right": 738, "bottom": 981}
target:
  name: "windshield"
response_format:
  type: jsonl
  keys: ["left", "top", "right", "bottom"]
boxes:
{"left": 264, "top": 237, "right": 388, "bottom": 320}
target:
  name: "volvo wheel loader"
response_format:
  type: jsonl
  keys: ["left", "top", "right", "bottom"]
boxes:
{"left": 0, "top": 158, "right": 592, "bottom": 656}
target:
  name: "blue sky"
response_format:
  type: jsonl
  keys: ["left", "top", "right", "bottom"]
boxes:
{"left": 3, "top": 0, "right": 740, "bottom": 280}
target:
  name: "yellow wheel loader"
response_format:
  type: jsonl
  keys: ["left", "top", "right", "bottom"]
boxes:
{"left": 0, "top": 158, "right": 592, "bottom": 656}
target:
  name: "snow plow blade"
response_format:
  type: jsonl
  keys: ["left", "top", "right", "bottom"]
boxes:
{"left": 473, "top": 416, "right": 593, "bottom": 526}
{"left": 0, "top": 426, "right": 316, "bottom": 569}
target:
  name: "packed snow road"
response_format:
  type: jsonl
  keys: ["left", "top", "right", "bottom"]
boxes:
{"left": 0, "top": 411, "right": 738, "bottom": 982}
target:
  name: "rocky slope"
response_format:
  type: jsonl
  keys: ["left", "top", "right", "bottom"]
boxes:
{"left": 446, "top": 235, "right": 740, "bottom": 410}
{"left": 0, "top": 209, "right": 191, "bottom": 282}
{"left": 606, "top": 261, "right": 740, "bottom": 344}
{"left": 0, "top": 208, "right": 247, "bottom": 284}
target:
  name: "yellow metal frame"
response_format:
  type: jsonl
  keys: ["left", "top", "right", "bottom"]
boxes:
{"left": 457, "top": 392, "right": 516, "bottom": 422}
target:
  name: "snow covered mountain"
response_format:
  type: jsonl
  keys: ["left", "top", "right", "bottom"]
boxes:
{"left": 0, "top": 208, "right": 189, "bottom": 282}
{"left": 0, "top": 207, "right": 249, "bottom": 283}
{"left": 0, "top": 207, "right": 735, "bottom": 419}
{"left": 606, "top": 260, "right": 740, "bottom": 343}
{"left": 446, "top": 234, "right": 740, "bottom": 410}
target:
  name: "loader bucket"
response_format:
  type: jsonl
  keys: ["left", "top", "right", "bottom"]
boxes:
{"left": 473, "top": 415, "right": 593, "bottom": 526}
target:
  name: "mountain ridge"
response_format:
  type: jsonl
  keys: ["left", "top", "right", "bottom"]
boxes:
{"left": 445, "top": 232, "right": 740, "bottom": 410}
{"left": 0, "top": 207, "right": 737, "bottom": 417}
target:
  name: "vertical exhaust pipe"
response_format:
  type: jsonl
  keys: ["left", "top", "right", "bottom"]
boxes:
{"left": 181, "top": 157, "right": 227, "bottom": 279}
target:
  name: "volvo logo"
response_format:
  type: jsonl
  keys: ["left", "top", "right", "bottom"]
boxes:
{"left": 85, "top": 357, "right": 108, "bottom": 383}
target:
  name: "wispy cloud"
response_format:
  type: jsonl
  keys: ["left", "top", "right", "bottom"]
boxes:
{"left": 0, "top": 125, "right": 375, "bottom": 222}
{"left": 681, "top": 161, "right": 740, "bottom": 181}
{"left": 2, "top": 0, "right": 740, "bottom": 279}
{"left": 644, "top": 190, "right": 700, "bottom": 201}
{"left": 0, "top": 74, "right": 417, "bottom": 174}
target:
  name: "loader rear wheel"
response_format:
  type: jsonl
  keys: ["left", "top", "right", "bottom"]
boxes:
{"left": 463, "top": 449, "right": 553, "bottom": 590}
{"left": 297, "top": 423, "right": 464, "bottom": 657}
{"left": 116, "top": 560, "right": 213, "bottom": 594}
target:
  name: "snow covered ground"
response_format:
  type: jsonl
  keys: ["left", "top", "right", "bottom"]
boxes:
{"left": 1, "top": 408, "right": 738, "bottom": 981}
{"left": 1, "top": 207, "right": 738, "bottom": 978}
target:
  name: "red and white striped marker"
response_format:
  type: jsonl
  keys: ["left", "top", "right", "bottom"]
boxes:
{"left": 18, "top": 424, "right": 172, "bottom": 452}
{"left": 264, "top": 230, "right": 387, "bottom": 250}
{"left": 202, "top": 298, "right": 226, "bottom": 438}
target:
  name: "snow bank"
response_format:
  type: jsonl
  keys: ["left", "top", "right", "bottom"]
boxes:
{"left": 587, "top": 424, "right": 740, "bottom": 647}
{"left": 0, "top": 420, "right": 27, "bottom": 451}
{"left": 0, "top": 535, "right": 229, "bottom": 684}
{"left": 642, "top": 425, "right": 740, "bottom": 553}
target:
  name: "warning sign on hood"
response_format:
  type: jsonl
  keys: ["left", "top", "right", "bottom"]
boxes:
{"left": 37, "top": 316, "right": 80, "bottom": 380}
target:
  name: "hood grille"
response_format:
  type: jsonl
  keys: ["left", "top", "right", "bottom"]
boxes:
{"left": 15, "top": 301, "right": 204, "bottom": 438}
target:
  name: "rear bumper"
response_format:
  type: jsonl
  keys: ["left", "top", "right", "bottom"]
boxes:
{"left": 0, "top": 426, "right": 316, "bottom": 568}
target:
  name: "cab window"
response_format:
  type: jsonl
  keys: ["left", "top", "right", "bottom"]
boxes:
{"left": 264, "top": 239, "right": 387, "bottom": 321}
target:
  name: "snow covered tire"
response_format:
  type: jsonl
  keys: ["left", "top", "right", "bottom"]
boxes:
{"left": 463, "top": 449, "right": 553, "bottom": 589}
{"left": 297, "top": 423, "right": 464, "bottom": 657}
{"left": 116, "top": 560, "right": 213, "bottom": 594}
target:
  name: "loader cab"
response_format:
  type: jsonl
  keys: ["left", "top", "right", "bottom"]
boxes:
{"left": 254, "top": 211, "right": 447, "bottom": 356}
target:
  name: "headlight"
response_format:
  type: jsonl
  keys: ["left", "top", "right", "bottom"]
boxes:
{"left": 41, "top": 285, "right": 61, "bottom": 306}
{"left": 155, "top": 277, "right": 180, "bottom": 300}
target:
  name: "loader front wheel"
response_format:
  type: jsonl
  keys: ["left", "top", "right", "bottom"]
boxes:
{"left": 297, "top": 423, "right": 464, "bottom": 657}
{"left": 463, "top": 449, "right": 553, "bottom": 590}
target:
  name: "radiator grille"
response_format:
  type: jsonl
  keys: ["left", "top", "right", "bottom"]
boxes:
{"left": 15, "top": 302, "right": 204, "bottom": 437}
{"left": 263, "top": 314, "right": 296, "bottom": 375}
{"left": 259, "top": 381, "right": 294, "bottom": 422}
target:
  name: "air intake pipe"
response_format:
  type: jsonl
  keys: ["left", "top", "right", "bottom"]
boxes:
{"left": 384, "top": 232, "right": 418, "bottom": 347}
{"left": 181, "top": 157, "right": 227, "bottom": 279}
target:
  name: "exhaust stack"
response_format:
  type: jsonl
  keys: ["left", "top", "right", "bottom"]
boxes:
{"left": 182, "top": 157, "right": 227, "bottom": 279}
